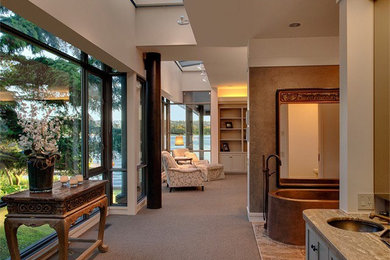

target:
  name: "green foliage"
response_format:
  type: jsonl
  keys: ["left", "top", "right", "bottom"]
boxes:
{"left": 170, "top": 120, "right": 211, "bottom": 135}
{"left": 0, "top": 102, "right": 22, "bottom": 140}
{"left": 170, "top": 120, "right": 186, "bottom": 135}
{"left": 0, "top": 6, "right": 80, "bottom": 58}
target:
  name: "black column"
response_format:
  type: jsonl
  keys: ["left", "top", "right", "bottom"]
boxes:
{"left": 145, "top": 53, "right": 162, "bottom": 209}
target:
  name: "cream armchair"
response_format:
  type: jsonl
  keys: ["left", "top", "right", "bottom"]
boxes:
{"left": 184, "top": 151, "right": 209, "bottom": 166}
{"left": 172, "top": 148, "right": 189, "bottom": 158}
{"left": 172, "top": 148, "right": 192, "bottom": 165}
{"left": 184, "top": 152, "right": 225, "bottom": 181}
{"left": 161, "top": 151, "right": 205, "bottom": 192}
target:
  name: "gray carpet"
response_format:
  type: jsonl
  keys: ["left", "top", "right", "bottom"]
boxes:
{"left": 57, "top": 175, "right": 260, "bottom": 260}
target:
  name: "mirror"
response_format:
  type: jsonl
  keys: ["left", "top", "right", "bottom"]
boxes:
{"left": 276, "top": 89, "right": 340, "bottom": 188}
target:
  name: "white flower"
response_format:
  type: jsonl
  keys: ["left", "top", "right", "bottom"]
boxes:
{"left": 17, "top": 101, "right": 63, "bottom": 155}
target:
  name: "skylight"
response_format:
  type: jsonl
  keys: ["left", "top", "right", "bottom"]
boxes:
{"left": 132, "top": 0, "right": 183, "bottom": 7}
{"left": 178, "top": 61, "right": 203, "bottom": 68}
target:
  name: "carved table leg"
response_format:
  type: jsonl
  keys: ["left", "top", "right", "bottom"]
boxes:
{"left": 52, "top": 219, "right": 71, "bottom": 260}
{"left": 97, "top": 197, "right": 108, "bottom": 253}
{"left": 4, "top": 218, "right": 22, "bottom": 260}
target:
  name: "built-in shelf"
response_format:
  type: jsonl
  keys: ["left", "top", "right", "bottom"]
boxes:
{"left": 218, "top": 103, "right": 248, "bottom": 173}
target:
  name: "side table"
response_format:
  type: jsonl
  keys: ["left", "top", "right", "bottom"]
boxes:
{"left": 2, "top": 180, "right": 109, "bottom": 260}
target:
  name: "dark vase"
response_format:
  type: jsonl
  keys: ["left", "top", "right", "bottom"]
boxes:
{"left": 27, "top": 154, "right": 59, "bottom": 193}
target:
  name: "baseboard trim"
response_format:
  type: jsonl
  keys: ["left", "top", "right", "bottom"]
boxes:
{"left": 225, "top": 172, "right": 247, "bottom": 175}
{"left": 109, "top": 206, "right": 131, "bottom": 215}
{"left": 247, "top": 206, "right": 264, "bottom": 222}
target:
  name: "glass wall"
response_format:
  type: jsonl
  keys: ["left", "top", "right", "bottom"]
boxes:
{"left": 161, "top": 97, "right": 170, "bottom": 151}
{"left": 169, "top": 102, "right": 211, "bottom": 161}
{"left": 203, "top": 114, "right": 211, "bottom": 161}
{"left": 137, "top": 78, "right": 146, "bottom": 201}
{"left": 170, "top": 104, "right": 187, "bottom": 150}
{"left": 112, "top": 75, "right": 127, "bottom": 205}
{"left": 0, "top": 30, "right": 80, "bottom": 259}
{"left": 88, "top": 73, "right": 103, "bottom": 169}
{"left": 0, "top": 6, "right": 128, "bottom": 258}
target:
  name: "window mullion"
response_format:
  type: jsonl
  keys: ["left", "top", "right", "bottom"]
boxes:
{"left": 81, "top": 54, "right": 89, "bottom": 178}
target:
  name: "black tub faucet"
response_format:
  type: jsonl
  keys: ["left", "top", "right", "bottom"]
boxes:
{"left": 263, "top": 154, "right": 282, "bottom": 229}
{"left": 265, "top": 154, "right": 282, "bottom": 176}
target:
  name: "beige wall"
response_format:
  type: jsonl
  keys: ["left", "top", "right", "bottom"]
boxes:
{"left": 287, "top": 104, "right": 319, "bottom": 179}
{"left": 248, "top": 37, "right": 339, "bottom": 67}
{"left": 248, "top": 65, "right": 339, "bottom": 213}
{"left": 339, "top": 0, "right": 374, "bottom": 213}
{"left": 181, "top": 72, "right": 211, "bottom": 91}
{"left": 211, "top": 88, "right": 219, "bottom": 164}
{"left": 161, "top": 61, "right": 183, "bottom": 103}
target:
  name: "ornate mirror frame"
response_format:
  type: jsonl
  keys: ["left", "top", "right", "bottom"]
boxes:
{"left": 276, "top": 88, "right": 340, "bottom": 188}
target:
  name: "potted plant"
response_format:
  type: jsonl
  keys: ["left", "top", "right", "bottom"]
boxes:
{"left": 17, "top": 102, "right": 61, "bottom": 193}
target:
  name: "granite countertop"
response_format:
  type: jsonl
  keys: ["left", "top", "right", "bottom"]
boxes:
{"left": 303, "top": 209, "right": 390, "bottom": 260}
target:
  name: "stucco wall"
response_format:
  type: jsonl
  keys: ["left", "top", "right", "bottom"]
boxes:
{"left": 248, "top": 65, "right": 339, "bottom": 213}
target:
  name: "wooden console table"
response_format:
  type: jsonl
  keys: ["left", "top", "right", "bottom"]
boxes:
{"left": 2, "top": 180, "right": 109, "bottom": 260}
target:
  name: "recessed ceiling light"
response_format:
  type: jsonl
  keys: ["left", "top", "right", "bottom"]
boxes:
{"left": 289, "top": 22, "right": 301, "bottom": 28}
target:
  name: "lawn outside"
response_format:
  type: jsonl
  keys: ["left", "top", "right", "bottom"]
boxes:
{"left": 0, "top": 207, "right": 55, "bottom": 260}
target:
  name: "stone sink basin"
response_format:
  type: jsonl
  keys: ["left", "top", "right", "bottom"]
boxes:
{"left": 327, "top": 218, "right": 385, "bottom": 233}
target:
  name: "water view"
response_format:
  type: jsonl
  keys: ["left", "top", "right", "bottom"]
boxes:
{"left": 170, "top": 135, "right": 211, "bottom": 161}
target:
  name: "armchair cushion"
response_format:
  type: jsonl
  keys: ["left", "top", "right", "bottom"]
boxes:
{"left": 162, "top": 151, "right": 205, "bottom": 189}
{"left": 196, "top": 164, "right": 225, "bottom": 181}
{"left": 184, "top": 151, "right": 209, "bottom": 165}
{"left": 172, "top": 148, "right": 189, "bottom": 158}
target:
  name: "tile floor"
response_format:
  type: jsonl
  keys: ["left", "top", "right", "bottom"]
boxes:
{"left": 252, "top": 222, "right": 305, "bottom": 260}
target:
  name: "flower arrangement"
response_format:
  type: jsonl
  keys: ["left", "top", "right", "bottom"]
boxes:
{"left": 17, "top": 102, "right": 61, "bottom": 168}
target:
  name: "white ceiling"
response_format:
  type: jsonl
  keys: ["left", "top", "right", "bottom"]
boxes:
{"left": 138, "top": 45, "right": 248, "bottom": 88}
{"left": 139, "top": 0, "right": 339, "bottom": 89}
{"left": 184, "top": 0, "right": 339, "bottom": 47}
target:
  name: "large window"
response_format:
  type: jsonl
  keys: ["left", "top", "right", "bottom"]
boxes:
{"left": 112, "top": 75, "right": 127, "bottom": 205}
{"left": 0, "top": 7, "right": 127, "bottom": 259}
{"left": 137, "top": 78, "right": 146, "bottom": 201}
{"left": 169, "top": 101, "right": 211, "bottom": 161}
{"left": 170, "top": 104, "right": 187, "bottom": 150}
{"left": 161, "top": 97, "right": 170, "bottom": 151}
{"left": 0, "top": 31, "right": 81, "bottom": 260}
{"left": 88, "top": 73, "right": 103, "bottom": 169}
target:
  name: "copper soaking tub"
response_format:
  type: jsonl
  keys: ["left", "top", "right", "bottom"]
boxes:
{"left": 267, "top": 189, "right": 339, "bottom": 245}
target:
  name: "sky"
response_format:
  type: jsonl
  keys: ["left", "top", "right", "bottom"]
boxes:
{"left": 170, "top": 104, "right": 186, "bottom": 121}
